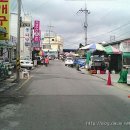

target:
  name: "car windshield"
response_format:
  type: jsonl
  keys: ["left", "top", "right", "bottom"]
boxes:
{"left": 91, "top": 56, "right": 104, "bottom": 61}
{"left": 66, "top": 58, "right": 73, "bottom": 60}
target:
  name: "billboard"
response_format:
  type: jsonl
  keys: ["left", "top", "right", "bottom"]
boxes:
{"left": 0, "top": 0, "right": 9, "bottom": 40}
{"left": 33, "top": 20, "right": 41, "bottom": 48}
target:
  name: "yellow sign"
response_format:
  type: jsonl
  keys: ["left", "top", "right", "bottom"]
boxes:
{"left": 0, "top": 0, "right": 9, "bottom": 40}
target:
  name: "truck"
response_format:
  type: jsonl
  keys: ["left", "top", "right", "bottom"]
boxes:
{"left": 89, "top": 55, "right": 106, "bottom": 70}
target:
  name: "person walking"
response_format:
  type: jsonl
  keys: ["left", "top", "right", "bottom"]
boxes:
{"left": 44, "top": 56, "right": 49, "bottom": 67}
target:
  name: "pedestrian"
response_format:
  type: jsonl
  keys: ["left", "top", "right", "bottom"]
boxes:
{"left": 45, "top": 56, "right": 49, "bottom": 67}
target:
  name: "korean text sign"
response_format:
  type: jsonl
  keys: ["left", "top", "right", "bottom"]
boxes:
{"left": 34, "top": 20, "right": 41, "bottom": 43}
{"left": 0, "top": 0, "right": 9, "bottom": 40}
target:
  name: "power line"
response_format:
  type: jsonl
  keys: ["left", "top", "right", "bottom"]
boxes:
{"left": 88, "top": 21, "right": 130, "bottom": 39}
{"left": 116, "top": 31, "right": 130, "bottom": 39}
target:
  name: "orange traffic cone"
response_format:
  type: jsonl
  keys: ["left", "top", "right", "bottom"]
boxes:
{"left": 107, "top": 72, "right": 112, "bottom": 86}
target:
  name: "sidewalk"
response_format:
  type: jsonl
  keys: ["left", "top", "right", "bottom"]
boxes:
{"left": 0, "top": 65, "right": 40, "bottom": 93}
{"left": 0, "top": 73, "right": 27, "bottom": 93}
{"left": 0, "top": 74, "right": 16, "bottom": 93}
{"left": 80, "top": 68, "right": 130, "bottom": 92}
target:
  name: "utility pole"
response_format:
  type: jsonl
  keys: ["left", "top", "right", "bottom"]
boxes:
{"left": 16, "top": 0, "right": 21, "bottom": 82}
{"left": 78, "top": 1, "right": 90, "bottom": 45}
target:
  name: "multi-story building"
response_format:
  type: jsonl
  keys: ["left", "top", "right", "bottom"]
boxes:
{"left": 42, "top": 32, "right": 63, "bottom": 58}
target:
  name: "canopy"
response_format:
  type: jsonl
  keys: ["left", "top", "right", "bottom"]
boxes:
{"left": 105, "top": 45, "right": 122, "bottom": 54}
{"left": 123, "top": 52, "right": 130, "bottom": 58}
{"left": 80, "top": 45, "right": 90, "bottom": 50}
{"left": 80, "top": 43, "right": 106, "bottom": 52}
{"left": 88, "top": 43, "right": 106, "bottom": 52}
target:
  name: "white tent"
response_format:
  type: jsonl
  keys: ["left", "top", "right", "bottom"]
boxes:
{"left": 79, "top": 44, "right": 91, "bottom": 50}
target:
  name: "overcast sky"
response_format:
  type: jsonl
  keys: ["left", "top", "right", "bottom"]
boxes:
{"left": 11, "top": 0, "right": 130, "bottom": 49}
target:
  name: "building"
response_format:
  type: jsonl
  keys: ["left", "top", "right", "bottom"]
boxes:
{"left": 104, "top": 38, "right": 130, "bottom": 68}
{"left": 10, "top": 13, "right": 18, "bottom": 61}
{"left": 42, "top": 32, "right": 63, "bottom": 58}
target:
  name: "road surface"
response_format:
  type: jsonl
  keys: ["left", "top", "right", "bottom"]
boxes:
{"left": 0, "top": 60, "right": 130, "bottom": 130}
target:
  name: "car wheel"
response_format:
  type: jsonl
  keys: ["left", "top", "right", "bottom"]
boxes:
{"left": 76, "top": 65, "right": 80, "bottom": 71}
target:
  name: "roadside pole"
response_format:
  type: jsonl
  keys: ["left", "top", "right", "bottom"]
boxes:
{"left": 16, "top": 0, "right": 21, "bottom": 82}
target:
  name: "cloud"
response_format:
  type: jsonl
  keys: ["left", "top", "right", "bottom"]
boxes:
{"left": 11, "top": 0, "right": 130, "bottom": 48}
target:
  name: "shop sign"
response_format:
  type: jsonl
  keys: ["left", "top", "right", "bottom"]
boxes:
{"left": 21, "top": 22, "right": 30, "bottom": 27}
{"left": 34, "top": 20, "right": 41, "bottom": 44}
{"left": 0, "top": 0, "right": 9, "bottom": 40}
{"left": 24, "top": 27, "right": 31, "bottom": 46}
{"left": 33, "top": 47, "right": 41, "bottom": 51}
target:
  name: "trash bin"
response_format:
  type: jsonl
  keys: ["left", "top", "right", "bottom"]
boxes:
{"left": 118, "top": 68, "right": 128, "bottom": 83}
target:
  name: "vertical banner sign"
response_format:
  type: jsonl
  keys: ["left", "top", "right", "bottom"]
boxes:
{"left": 0, "top": 0, "right": 9, "bottom": 40}
{"left": 24, "top": 27, "right": 31, "bottom": 46}
{"left": 34, "top": 20, "right": 40, "bottom": 47}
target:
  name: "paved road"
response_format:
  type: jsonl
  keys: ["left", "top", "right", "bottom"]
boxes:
{"left": 0, "top": 60, "right": 130, "bottom": 130}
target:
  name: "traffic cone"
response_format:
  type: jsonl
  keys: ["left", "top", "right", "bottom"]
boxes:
{"left": 107, "top": 72, "right": 112, "bottom": 86}
{"left": 128, "top": 95, "right": 130, "bottom": 98}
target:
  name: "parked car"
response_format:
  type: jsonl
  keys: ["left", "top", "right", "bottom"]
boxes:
{"left": 48, "top": 55, "right": 55, "bottom": 60}
{"left": 20, "top": 58, "right": 33, "bottom": 70}
{"left": 73, "top": 57, "right": 86, "bottom": 69}
{"left": 65, "top": 57, "right": 74, "bottom": 67}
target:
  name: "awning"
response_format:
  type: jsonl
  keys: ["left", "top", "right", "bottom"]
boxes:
{"left": 123, "top": 52, "right": 130, "bottom": 58}
{"left": 0, "top": 43, "right": 13, "bottom": 49}
{"left": 105, "top": 45, "right": 122, "bottom": 54}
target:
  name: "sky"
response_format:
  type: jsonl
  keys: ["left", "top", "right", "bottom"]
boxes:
{"left": 10, "top": 0, "right": 130, "bottom": 49}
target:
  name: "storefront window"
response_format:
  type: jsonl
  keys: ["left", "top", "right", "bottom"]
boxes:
{"left": 123, "top": 57, "right": 130, "bottom": 65}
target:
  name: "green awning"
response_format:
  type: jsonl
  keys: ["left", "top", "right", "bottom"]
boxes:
{"left": 123, "top": 52, "right": 130, "bottom": 58}
{"left": 105, "top": 45, "right": 121, "bottom": 54}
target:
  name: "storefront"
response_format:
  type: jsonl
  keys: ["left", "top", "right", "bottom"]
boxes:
{"left": 120, "top": 40, "right": 130, "bottom": 68}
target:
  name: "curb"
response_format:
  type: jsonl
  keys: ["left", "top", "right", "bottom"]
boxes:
{"left": 80, "top": 69, "right": 130, "bottom": 92}
{"left": 0, "top": 78, "right": 30, "bottom": 94}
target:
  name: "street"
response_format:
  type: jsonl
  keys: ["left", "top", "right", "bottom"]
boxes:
{"left": 0, "top": 60, "right": 130, "bottom": 130}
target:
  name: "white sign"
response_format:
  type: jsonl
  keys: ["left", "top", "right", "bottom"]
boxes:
{"left": 24, "top": 27, "right": 31, "bottom": 46}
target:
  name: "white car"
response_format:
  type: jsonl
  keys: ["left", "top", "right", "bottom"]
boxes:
{"left": 65, "top": 57, "right": 74, "bottom": 67}
{"left": 20, "top": 58, "right": 33, "bottom": 70}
